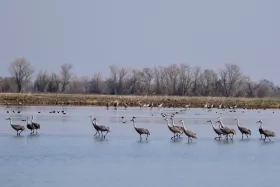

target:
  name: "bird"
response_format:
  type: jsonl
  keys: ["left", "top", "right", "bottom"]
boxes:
{"left": 131, "top": 117, "right": 150, "bottom": 141}
{"left": 6, "top": 117, "right": 25, "bottom": 136}
{"left": 164, "top": 118, "right": 181, "bottom": 140}
{"left": 121, "top": 116, "right": 127, "bottom": 123}
{"left": 235, "top": 119, "right": 251, "bottom": 139}
{"left": 216, "top": 119, "right": 236, "bottom": 140}
{"left": 94, "top": 118, "right": 111, "bottom": 139}
{"left": 23, "top": 117, "right": 34, "bottom": 135}
{"left": 178, "top": 119, "right": 197, "bottom": 142}
{"left": 207, "top": 120, "right": 225, "bottom": 139}
{"left": 256, "top": 120, "right": 276, "bottom": 141}
{"left": 89, "top": 116, "right": 101, "bottom": 136}
{"left": 31, "top": 116, "right": 40, "bottom": 134}
{"left": 170, "top": 117, "right": 184, "bottom": 138}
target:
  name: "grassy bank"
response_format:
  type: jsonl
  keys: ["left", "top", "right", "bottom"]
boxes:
{"left": 0, "top": 93, "right": 279, "bottom": 109}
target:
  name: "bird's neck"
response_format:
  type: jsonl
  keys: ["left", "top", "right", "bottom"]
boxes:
{"left": 166, "top": 120, "right": 170, "bottom": 127}
{"left": 133, "top": 121, "right": 136, "bottom": 128}
{"left": 171, "top": 119, "right": 175, "bottom": 126}
{"left": 236, "top": 120, "right": 239, "bottom": 127}
{"left": 181, "top": 121, "right": 186, "bottom": 129}
{"left": 9, "top": 119, "right": 12, "bottom": 125}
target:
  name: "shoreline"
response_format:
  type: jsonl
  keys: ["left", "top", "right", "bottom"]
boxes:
{"left": 0, "top": 93, "right": 279, "bottom": 109}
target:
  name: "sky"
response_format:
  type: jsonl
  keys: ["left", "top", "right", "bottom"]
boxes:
{"left": 0, "top": 0, "right": 280, "bottom": 83}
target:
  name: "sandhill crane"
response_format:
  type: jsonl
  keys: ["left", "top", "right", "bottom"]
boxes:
{"left": 179, "top": 119, "right": 197, "bottom": 142}
{"left": 216, "top": 119, "right": 236, "bottom": 140}
{"left": 6, "top": 117, "right": 25, "bottom": 136}
{"left": 207, "top": 120, "right": 225, "bottom": 139}
{"left": 23, "top": 117, "right": 34, "bottom": 135}
{"left": 31, "top": 116, "right": 40, "bottom": 134}
{"left": 89, "top": 116, "right": 101, "bottom": 136}
{"left": 94, "top": 118, "right": 111, "bottom": 139}
{"left": 164, "top": 118, "right": 181, "bottom": 140}
{"left": 106, "top": 102, "right": 110, "bottom": 109}
{"left": 256, "top": 120, "right": 276, "bottom": 141}
{"left": 123, "top": 102, "right": 128, "bottom": 109}
{"left": 170, "top": 117, "right": 184, "bottom": 138}
{"left": 131, "top": 117, "right": 150, "bottom": 141}
{"left": 235, "top": 119, "right": 251, "bottom": 139}
{"left": 114, "top": 101, "right": 119, "bottom": 109}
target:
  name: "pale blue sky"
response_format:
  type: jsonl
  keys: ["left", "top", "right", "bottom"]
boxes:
{"left": 0, "top": 0, "right": 280, "bottom": 83}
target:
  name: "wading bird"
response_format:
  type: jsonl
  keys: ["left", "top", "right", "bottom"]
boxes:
{"left": 179, "top": 119, "right": 197, "bottom": 142}
{"left": 131, "top": 117, "right": 150, "bottom": 141}
{"left": 7, "top": 117, "right": 25, "bottom": 136}
{"left": 235, "top": 118, "right": 251, "bottom": 139}
{"left": 257, "top": 120, "right": 275, "bottom": 141}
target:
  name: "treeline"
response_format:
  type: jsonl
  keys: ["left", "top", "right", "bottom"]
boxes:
{"left": 0, "top": 58, "right": 279, "bottom": 97}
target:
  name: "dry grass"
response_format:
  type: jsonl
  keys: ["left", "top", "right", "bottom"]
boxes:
{"left": 0, "top": 93, "right": 279, "bottom": 109}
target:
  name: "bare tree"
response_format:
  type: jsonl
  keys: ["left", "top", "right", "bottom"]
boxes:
{"left": 60, "top": 63, "right": 73, "bottom": 92}
{"left": 201, "top": 69, "right": 218, "bottom": 96}
{"left": 140, "top": 68, "right": 154, "bottom": 94}
{"left": 89, "top": 72, "right": 104, "bottom": 93}
{"left": 34, "top": 71, "right": 49, "bottom": 92}
{"left": 219, "top": 64, "right": 243, "bottom": 97}
{"left": 178, "top": 64, "right": 192, "bottom": 95}
{"left": 47, "top": 73, "right": 61, "bottom": 92}
{"left": 9, "top": 58, "right": 34, "bottom": 92}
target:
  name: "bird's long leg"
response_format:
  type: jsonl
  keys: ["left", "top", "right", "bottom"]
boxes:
{"left": 16, "top": 131, "right": 18, "bottom": 136}
{"left": 146, "top": 134, "right": 148, "bottom": 140}
{"left": 100, "top": 131, "right": 104, "bottom": 139}
{"left": 268, "top": 137, "right": 271, "bottom": 141}
{"left": 246, "top": 134, "right": 249, "bottom": 138}
{"left": 179, "top": 132, "right": 183, "bottom": 138}
{"left": 242, "top": 134, "right": 243, "bottom": 140}
{"left": 19, "top": 130, "right": 23, "bottom": 136}
{"left": 140, "top": 134, "right": 142, "bottom": 141}
{"left": 94, "top": 131, "right": 98, "bottom": 136}
{"left": 260, "top": 134, "right": 262, "bottom": 140}
{"left": 103, "top": 131, "right": 108, "bottom": 139}
{"left": 263, "top": 136, "right": 266, "bottom": 141}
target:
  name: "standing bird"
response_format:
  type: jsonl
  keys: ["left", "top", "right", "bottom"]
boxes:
{"left": 94, "top": 118, "right": 111, "bottom": 139}
{"left": 164, "top": 118, "right": 181, "bottom": 140}
{"left": 131, "top": 117, "right": 150, "bottom": 141}
{"left": 216, "top": 119, "right": 236, "bottom": 140}
{"left": 179, "top": 119, "right": 197, "bottom": 142}
{"left": 235, "top": 118, "right": 251, "bottom": 139}
{"left": 170, "top": 117, "right": 184, "bottom": 138}
{"left": 24, "top": 117, "right": 34, "bottom": 135}
{"left": 207, "top": 120, "right": 225, "bottom": 139}
{"left": 256, "top": 120, "right": 276, "bottom": 141}
{"left": 31, "top": 116, "right": 40, "bottom": 134}
{"left": 89, "top": 116, "right": 101, "bottom": 136}
{"left": 6, "top": 117, "right": 25, "bottom": 136}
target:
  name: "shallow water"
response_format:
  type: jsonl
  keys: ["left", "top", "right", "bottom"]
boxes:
{"left": 0, "top": 106, "right": 279, "bottom": 187}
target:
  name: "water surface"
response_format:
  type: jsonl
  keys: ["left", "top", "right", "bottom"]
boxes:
{"left": 0, "top": 106, "right": 279, "bottom": 187}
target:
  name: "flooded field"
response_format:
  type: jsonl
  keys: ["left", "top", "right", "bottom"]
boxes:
{"left": 0, "top": 105, "right": 279, "bottom": 187}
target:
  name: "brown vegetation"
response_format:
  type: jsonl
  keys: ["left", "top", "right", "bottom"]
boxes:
{"left": 0, "top": 93, "right": 280, "bottom": 109}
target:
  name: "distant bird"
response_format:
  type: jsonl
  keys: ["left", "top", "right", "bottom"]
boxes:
{"left": 235, "top": 119, "right": 251, "bottom": 139}
{"left": 31, "top": 116, "right": 40, "bottom": 134}
{"left": 256, "top": 120, "right": 276, "bottom": 141}
{"left": 6, "top": 117, "right": 25, "bottom": 136}
{"left": 164, "top": 118, "right": 181, "bottom": 140}
{"left": 179, "top": 119, "right": 197, "bottom": 142}
{"left": 131, "top": 117, "right": 150, "bottom": 141}
{"left": 123, "top": 102, "right": 128, "bottom": 109}
{"left": 216, "top": 119, "right": 236, "bottom": 140}
{"left": 207, "top": 120, "right": 225, "bottom": 139}
{"left": 89, "top": 116, "right": 101, "bottom": 136}
{"left": 23, "top": 117, "right": 34, "bottom": 135}
{"left": 121, "top": 116, "right": 127, "bottom": 123}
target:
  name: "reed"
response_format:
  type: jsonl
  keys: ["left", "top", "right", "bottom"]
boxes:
{"left": 0, "top": 93, "right": 279, "bottom": 109}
